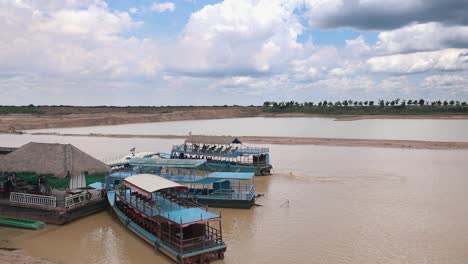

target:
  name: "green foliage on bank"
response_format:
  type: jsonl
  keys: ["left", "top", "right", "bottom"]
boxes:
{"left": 262, "top": 100, "right": 468, "bottom": 115}
{"left": 0, "top": 105, "right": 44, "bottom": 115}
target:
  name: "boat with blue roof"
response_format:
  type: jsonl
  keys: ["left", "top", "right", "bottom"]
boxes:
{"left": 130, "top": 158, "right": 256, "bottom": 209}
{"left": 108, "top": 158, "right": 257, "bottom": 209}
{"left": 171, "top": 135, "right": 272, "bottom": 176}
{"left": 106, "top": 173, "right": 226, "bottom": 263}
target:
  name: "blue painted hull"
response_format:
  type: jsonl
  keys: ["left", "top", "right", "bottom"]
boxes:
{"left": 200, "top": 163, "right": 272, "bottom": 176}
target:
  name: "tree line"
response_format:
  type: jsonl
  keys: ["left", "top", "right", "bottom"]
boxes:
{"left": 263, "top": 99, "right": 468, "bottom": 108}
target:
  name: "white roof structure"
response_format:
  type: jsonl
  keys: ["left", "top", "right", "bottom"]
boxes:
{"left": 103, "top": 152, "right": 161, "bottom": 167}
{"left": 124, "top": 174, "right": 187, "bottom": 194}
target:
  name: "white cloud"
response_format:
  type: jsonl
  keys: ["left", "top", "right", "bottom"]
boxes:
{"left": 376, "top": 23, "right": 468, "bottom": 54}
{"left": 150, "top": 2, "right": 175, "bottom": 13}
{"left": 367, "top": 49, "right": 468, "bottom": 74}
{"left": 0, "top": 1, "right": 160, "bottom": 79}
{"left": 165, "top": 0, "right": 304, "bottom": 76}
{"left": 129, "top": 7, "right": 138, "bottom": 14}
{"left": 306, "top": 76, "right": 375, "bottom": 92}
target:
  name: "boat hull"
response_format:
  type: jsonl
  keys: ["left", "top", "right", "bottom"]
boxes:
{"left": 193, "top": 197, "right": 255, "bottom": 209}
{"left": 0, "top": 198, "right": 107, "bottom": 225}
{"left": 200, "top": 163, "right": 272, "bottom": 176}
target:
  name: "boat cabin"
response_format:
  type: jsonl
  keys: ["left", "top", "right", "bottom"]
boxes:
{"left": 171, "top": 135, "right": 272, "bottom": 176}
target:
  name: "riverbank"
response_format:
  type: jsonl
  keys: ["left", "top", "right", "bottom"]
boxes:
{"left": 28, "top": 132, "right": 468, "bottom": 150}
{"left": 0, "top": 227, "right": 56, "bottom": 264}
{"left": 1, "top": 106, "right": 468, "bottom": 133}
{"left": 0, "top": 249, "right": 56, "bottom": 264}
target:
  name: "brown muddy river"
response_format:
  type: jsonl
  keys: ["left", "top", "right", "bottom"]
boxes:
{"left": 1, "top": 134, "right": 468, "bottom": 264}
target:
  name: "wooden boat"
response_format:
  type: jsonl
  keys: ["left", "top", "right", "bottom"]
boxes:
{"left": 170, "top": 135, "right": 272, "bottom": 176}
{"left": 0, "top": 217, "right": 46, "bottom": 230}
{"left": 107, "top": 174, "right": 226, "bottom": 263}
{"left": 117, "top": 158, "right": 256, "bottom": 209}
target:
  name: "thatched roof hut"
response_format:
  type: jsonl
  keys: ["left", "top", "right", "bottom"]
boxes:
{"left": 0, "top": 142, "right": 110, "bottom": 178}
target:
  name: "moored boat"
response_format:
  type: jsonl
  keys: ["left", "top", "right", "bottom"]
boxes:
{"left": 107, "top": 174, "right": 226, "bottom": 263}
{"left": 171, "top": 135, "right": 272, "bottom": 176}
{"left": 129, "top": 158, "right": 256, "bottom": 209}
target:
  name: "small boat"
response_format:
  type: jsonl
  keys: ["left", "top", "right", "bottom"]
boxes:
{"left": 170, "top": 135, "right": 273, "bottom": 176}
{"left": 127, "top": 158, "right": 256, "bottom": 209}
{"left": 0, "top": 218, "right": 46, "bottom": 230}
{"left": 107, "top": 174, "right": 226, "bottom": 263}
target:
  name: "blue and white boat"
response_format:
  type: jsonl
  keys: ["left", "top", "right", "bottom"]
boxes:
{"left": 170, "top": 135, "right": 272, "bottom": 176}
{"left": 106, "top": 174, "right": 226, "bottom": 263}
{"left": 129, "top": 158, "right": 256, "bottom": 208}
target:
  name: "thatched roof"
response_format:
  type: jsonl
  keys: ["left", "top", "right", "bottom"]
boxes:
{"left": 0, "top": 142, "right": 110, "bottom": 178}
{"left": 185, "top": 135, "right": 242, "bottom": 145}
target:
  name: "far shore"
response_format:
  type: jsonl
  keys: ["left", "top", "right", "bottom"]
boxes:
{"left": 1, "top": 106, "right": 468, "bottom": 133}
{"left": 27, "top": 132, "right": 468, "bottom": 150}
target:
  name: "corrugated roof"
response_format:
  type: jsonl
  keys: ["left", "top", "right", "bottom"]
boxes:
{"left": 0, "top": 142, "right": 110, "bottom": 178}
{"left": 185, "top": 135, "right": 242, "bottom": 145}
{"left": 124, "top": 174, "right": 187, "bottom": 193}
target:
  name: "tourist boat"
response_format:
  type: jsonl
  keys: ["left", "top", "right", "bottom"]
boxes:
{"left": 171, "top": 135, "right": 272, "bottom": 176}
{"left": 106, "top": 174, "right": 226, "bottom": 263}
{"left": 129, "top": 158, "right": 256, "bottom": 209}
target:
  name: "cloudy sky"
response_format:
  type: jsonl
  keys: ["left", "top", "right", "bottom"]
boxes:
{"left": 1, "top": 0, "right": 467, "bottom": 106}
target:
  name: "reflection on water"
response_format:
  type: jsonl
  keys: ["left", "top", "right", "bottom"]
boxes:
{"left": 29, "top": 117, "right": 468, "bottom": 142}
{"left": 1, "top": 134, "right": 468, "bottom": 264}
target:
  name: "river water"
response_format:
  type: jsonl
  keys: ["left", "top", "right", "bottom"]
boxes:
{"left": 29, "top": 117, "right": 468, "bottom": 142}
{"left": 1, "top": 131, "right": 468, "bottom": 264}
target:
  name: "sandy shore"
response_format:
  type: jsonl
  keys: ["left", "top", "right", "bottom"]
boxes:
{"left": 0, "top": 249, "right": 56, "bottom": 264}
{"left": 0, "top": 227, "right": 56, "bottom": 264}
{"left": 28, "top": 132, "right": 468, "bottom": 150}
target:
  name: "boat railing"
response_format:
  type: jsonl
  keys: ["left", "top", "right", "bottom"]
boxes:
{"left": 9, "top": 192, "right": 57, "bottom": 208}
{"left": 159, "top": 225, "right": 223, "bottom": 254}
{"left": 117, "top": 190, "right": 162, "bottom": 216}
{"left": 64, "top": 189, "right": 102, "bottom": 208}
{"left": 191, "top": 184, "right": 255, "bottom": 201}
{"left": 172, "top": 144, "right": 269, "bottom": 156}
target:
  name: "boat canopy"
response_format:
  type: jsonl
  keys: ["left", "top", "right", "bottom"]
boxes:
{"left": 129, "top": 158, "right": 206, "bottom": 168}
{"left": 185, "top": 135, "right": 242, "bottom": 145}
{"left": 124, "top": 174, "right": 188, "bottom": 194}
{"left": 208, "top": 172, "right": 254, "bottom": 180}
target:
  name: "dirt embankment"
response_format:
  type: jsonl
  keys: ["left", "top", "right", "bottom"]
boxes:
{"left": 0, "top": 106, "right": 263, "bottom": 132}
{"left": 0, "top": 249, "right": 56, "bottom": 264}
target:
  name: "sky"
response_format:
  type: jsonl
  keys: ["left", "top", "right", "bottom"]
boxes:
{"left": 0, "top": 0, "right": 467, "bottom": 106}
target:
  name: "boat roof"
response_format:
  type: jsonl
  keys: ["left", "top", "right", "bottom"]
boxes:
{"left": 104, "top": 152, "right": 162, "bottom": 167}
{"left": 129, "top": 158, "right": 206, "bottom": 168}
{"left": 208, "top": 172, "right": 254, "bottom": 180}
{"left": 160, "top": 207, "right": 219, "bottom": 226}
{"left": 124, "top": 174, "right": 187, "bottom": 194}
{"left": 185, "top": 135, "right": 242, "bottom": 145}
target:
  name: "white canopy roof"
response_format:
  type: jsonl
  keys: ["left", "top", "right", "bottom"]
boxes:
{"left": 124, "top": 174, "right": 186, "bottom": 193}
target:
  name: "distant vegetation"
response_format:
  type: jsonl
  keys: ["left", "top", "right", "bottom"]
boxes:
{"left": 263, "top": 99, "right": 468, "bottom": 115}
{"left": 0, "top": 105, "right": 44, "bottom": 115}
